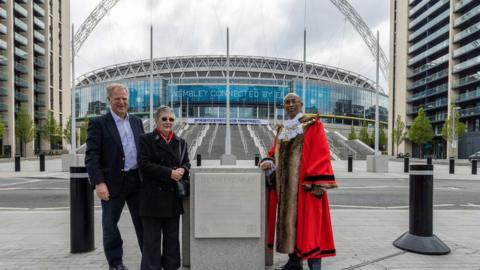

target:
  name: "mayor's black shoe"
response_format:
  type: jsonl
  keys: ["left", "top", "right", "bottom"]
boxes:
{"left": 109, "top": 263, "right": 128, "bottom": 270}
{"left": 276, "top": 258, "right": 303, "bottom": 270}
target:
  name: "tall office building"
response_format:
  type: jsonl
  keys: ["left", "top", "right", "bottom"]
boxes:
{"left": 0, "top": 0, "right": 70, "bottom": 157}
{"left": 389, "top": 0, "right": 480, "bottom": 158}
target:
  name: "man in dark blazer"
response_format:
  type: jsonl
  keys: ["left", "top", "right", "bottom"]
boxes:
{"left": 85, "top": 83, "right": 144, "bottom": 270}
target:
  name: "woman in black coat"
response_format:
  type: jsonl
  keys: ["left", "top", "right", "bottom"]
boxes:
{"left": 138, "top": 105, "right": 190, "bottom": 270}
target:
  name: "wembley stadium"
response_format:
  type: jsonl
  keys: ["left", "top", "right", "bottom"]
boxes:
{"left": 75, "top": 55, "right": 388, "bottom": 160}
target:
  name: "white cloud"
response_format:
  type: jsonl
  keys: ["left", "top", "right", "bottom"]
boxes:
{"left": 71, "top": 0, "right": 389, "bottom": 91}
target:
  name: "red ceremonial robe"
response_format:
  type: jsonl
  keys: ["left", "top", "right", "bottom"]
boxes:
{"left": 265, "top": 116, "right": 337, "bottom": 260}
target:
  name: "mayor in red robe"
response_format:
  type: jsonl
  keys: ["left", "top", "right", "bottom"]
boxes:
{"left": 260, "top": 93, "right": 337, "bottom": 270}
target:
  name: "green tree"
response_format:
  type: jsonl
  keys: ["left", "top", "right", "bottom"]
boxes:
{"left": 0, "top": 120, "right": 5, "bottom": 139}
{"left": 15, "top": 110, "right": 36, "bottom": 157}
{"left": 371, "top": 127, "right": 388, "bottom": 151}
{"left": 408, "top": 107, "right": 434, "bottom": 157}
{"left": 392, "top": 114, "right": 408, "bottom": 156}
{"left": 42, "top": 111, "right": 62, "bottom": 148}
{"left": 347, "top": 125, "right": 357, "bottom": 140}
{"left": 358, "top": 121, "right": 370, "bottom": 145}
{"left": 441, "top": 106, "right": 466, "bottom": 150}
{"left": 79, "top": 119, "right": 89, "bottom": 145}
{"left": 63, "top": 116, "right": 72, "bottom": 144}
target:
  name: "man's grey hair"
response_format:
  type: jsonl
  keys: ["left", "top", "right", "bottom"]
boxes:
{"left": 154, "top": 105, "right": 175, "bottom": 120}
{"left": 106, "top": 83, "right": 128, "bottom": 98}
{"left": 283, "top": 92, "right": 302, "bottom": 103}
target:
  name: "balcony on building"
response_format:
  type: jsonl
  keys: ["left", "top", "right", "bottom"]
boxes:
{"left": 455, "top": 0, "right": 475, "bottom": 13}
{"left": 453, "top": 72, "right": 480, "bottom": 88}
{"left": 409, "top": 0, "right": 449, "bottom": 30}
{"left": 409, "top": 0, "right": 429, "bottom": 18}
{"left": 407, "top": 83, "right": 448, "bottom": 102}
{"left": 34, "top": 97, "right": 45, "bottom": 107}
{"left": 15, "top": 91, "right": 28, "bottom": 103}
{"left": 0, "top": 22, "right": 7, "bottom": 35}
{"left": 34, "top": 44, "right": 45, "bottom": 55}
{"left": 13, "top": 18, "right": 28, "bottom": 32}
{"left": 408, "top": 54, "right": 449, "bottom": 79}
{"left": 409, "top": 25, "right": 449, "bottom": 55}
{"left": 408, "top": 69, "right": 449, "bottom": 90}
{"left": 459, "top": 106, "right": 480, "bottom": 118}
{"left": 407, "top": 98, "right": 448, "bottom": 115}
{"left": 14, "top": 47, "right": 27, "bottom": 60}
{"left": 0, "top": 70, "right": 8, "bottom": 81}
{"left": 14, "top": 76, "right": 29, "bottom": 88}
{"left": 454, "top": 4, "right": 480, "bottom": 28}
{"left": 34, "top": 30, "right": 45, "bottom": 43}
{"left": 34, "top": 70, "right": 45, "bottom": 80}
{"left": 34, "top": 57, "right": 45, "bottom": 67}
{"left": 0, "top": 86, "right": 7, "bottom": 96}
{"left": 34, "top": 83, "right": 45, "bottom": 94}
{"left": 457, "top": 88, "right": 480, "bottom": 103}
{"left": 0, "top": 6, "right": 7, "bottom": 19}
{"left": 409, "top": 9, "right": 449, "bottom": 42}
{"left": 33, "top": 17, "right": 45, "bottom": 30}
{"left": 14, "top": 62, "right": 28, "bottom": 74}
{"left": 453, "top": 56, "right": 480, "bottom": 73}
{"left": 408, "top": 40, "right": 449, "bottom": 66}
{"left": 13, "top": 2, "right": 27, "bottom": 18}
{"left": 33, "top": 3, "right": 45, "bottom": 17}
{"left": 14, "top": 32, "right": 28, "bottom": 46}
{"left": 34, "top": 110, "right": 46, "bottom": 119}
{"left": 0, "top": 103, "right": 8, "bottom": 112}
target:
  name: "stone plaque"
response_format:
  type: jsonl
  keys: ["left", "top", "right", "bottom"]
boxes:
{"left": 194, "top": 172, "right": 261, "bottom": 238}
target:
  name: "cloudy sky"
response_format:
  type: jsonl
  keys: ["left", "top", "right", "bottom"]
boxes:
{"left": 71, "top": 0, "right": 390, "bottom": 90}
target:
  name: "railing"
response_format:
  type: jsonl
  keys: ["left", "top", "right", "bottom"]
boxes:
{"left": 454, "top": 4, "right": 480, "bottom": 27}
{"left": 459, "top": 106, "right": 480, "bottom": 118}
{"left": 457, "top": 88, "right": 480, "bottom": 103}
{"left": 408, "top": 69, "right": 448, "bottom": 90}
{"left": 188, "top": 124, "right": 210, "bottom": 158}
{"left": 207, "top": 124, "right": 219, "bottom": 155}
{"left": 237, "top": 124, "right": 248, "bottom": 155}
{"left": 407, "top": 84, "right": 448, "bottom": 102}
{"left": 246, "top": 125, "right": 266, "bottom": 158}
{"left": 453, "top": 72, "right": 480, "bottom": 88}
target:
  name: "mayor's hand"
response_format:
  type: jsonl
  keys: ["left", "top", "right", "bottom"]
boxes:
{"left": 171, "top": 169, "right": 183, "bottom": 181}
{"left": 96, "top": 182, "right": 110, "bottom": 201}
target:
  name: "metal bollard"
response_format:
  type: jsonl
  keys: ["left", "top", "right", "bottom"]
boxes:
{"left": 15, "top": 155, "right": 20, "bottom": 172}
{"left": 449, "top": 157, "right": 455, "bottom": 174}
{"left": 196, "top": 154, "right": 201, "bottom": 167}
{"left": 393, "top": 164, "right": 450, "bottom": 255}
{"left": 427, "top": 156, "right": 432, "bottom": 165}
{"left": 70, "top": 166, "right": 94, "bottom": 253}
{"left": 404, "top": 157, "right": 409, "bottom": 173}
{"left": 347, "top": 155, "right": 353, "bottom": 172}
{"left": 472, "top": 159, "right": 477, "bottom": 175}
{"left": 255, "top": 154, "right": 260, "bottom": 166}
{"left": 39, "top": 153, "right": 45, "bottom": 172}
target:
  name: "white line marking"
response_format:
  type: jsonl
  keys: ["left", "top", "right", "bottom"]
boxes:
{"left": 460, "top": 203, "right": 480, "bottom": 208}
{"left": 0, "top": 179, "right": 42, "bottom": 188}
{"left": 0, "top": 187, "right": 68, "bottom": 191}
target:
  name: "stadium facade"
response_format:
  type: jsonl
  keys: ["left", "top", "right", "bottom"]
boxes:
{"left": 76, "top": 55, "right": 388, "bottom": 127}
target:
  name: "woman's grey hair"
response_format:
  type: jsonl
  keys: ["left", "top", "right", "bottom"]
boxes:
{"left": 154, "top": 105, "right": 175, "bottom": 120}
{"left": 106, "top": 83, "right": 128, "bottom": 98}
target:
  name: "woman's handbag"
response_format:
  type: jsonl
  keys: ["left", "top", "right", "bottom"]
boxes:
{"left": 175, "top": 140, "right": 190, "bottom": 198}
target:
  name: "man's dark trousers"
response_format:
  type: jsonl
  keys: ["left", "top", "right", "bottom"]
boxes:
{"left": 101, "top": 171, "right": 143, "bottom": 267}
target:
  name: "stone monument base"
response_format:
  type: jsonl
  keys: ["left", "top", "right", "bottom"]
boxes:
{"left": 366, "top": 155, "right": 389, "bottom": 172}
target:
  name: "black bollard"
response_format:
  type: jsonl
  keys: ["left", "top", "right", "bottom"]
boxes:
{"left": 39, "top": 153, "right": 45, "bottom": 172}
{"left": 393, "top": 164, "right": 450, "bottom": 255}
{"left": 70, "top": 166, "right": 94, "bottom": 253}
{"left": 404, "top": 157, "right": 409, "bottom": 173}
{"left": 472, "top": 159, "right": 477, "bottom": 175}
{"left": 449, "top": 157, "right": 455, "bottom": 174}
{"left": 15, "top": 155, "right": 20, "bottom": 172}
{"left": 255, "top": 154, "right": 260, "bottom": 166}
{"left": 427, "top": 156, "right": 432, "bottom": 165}
{"left": 196, "top": 154, "right": 201, "bottom": 167}
{"left": 347, "top": 154, "right": 353, "bottom": 172}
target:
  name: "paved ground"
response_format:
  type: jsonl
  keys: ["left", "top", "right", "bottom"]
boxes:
{"left": 0, "top": 158, "right": 479, "bottom": 269}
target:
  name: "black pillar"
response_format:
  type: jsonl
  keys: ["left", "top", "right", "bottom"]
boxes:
{"left": 449, "top": 157, "right": 455, "bottom": 174}
{"left": 39, "top": 153, "right": 45, "bottom": 172}
{"left": 427, "top": 156, "right": 432, "bottom": 165}
{"left": 15, "top": 155, "right": 20, "bottom": 172}
{"left": 404, "top": 157, "right": 409, "bottom": 173}
{"left": 196, "top": 154, "right": 201, "bottom": 167}
{"left": 70, "top": 166, "right": 94, "bottom": 253}
{"left": 347, "top": 155, "right": 353, "bottom": 172}
{"left": 393, "top": 164, "right": 450, "bottom": 255}
{"left": 472, "top": 159, "right": 477, "bottom": 175}
{"left": 255, "top": 154, "right": 260, "bottom": 166}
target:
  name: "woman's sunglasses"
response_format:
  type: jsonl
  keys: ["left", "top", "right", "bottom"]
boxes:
{"left": 161, "top": 117, "right": 175, "bottom": 122}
